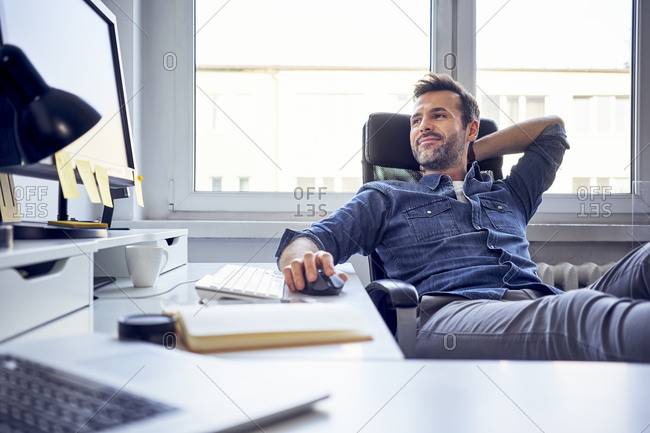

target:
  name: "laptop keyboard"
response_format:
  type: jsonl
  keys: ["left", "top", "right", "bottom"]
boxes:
{"left": 0, "top": 354, "right": 176, "bottom": 433}
{"left": 195, "top": 264, "right": 285, "bottom": 301}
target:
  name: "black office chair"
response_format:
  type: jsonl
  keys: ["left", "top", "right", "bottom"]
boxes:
{"left": 361, "top": 112, "right": 500, "bottom": 357}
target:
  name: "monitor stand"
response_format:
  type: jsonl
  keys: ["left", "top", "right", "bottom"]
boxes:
{"left": 101, "top": 187, "right": 131, "bottom": 230}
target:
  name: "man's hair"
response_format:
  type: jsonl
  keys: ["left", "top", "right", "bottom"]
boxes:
{"left": 413, "top": 73, "right": 480, "bottom": 128}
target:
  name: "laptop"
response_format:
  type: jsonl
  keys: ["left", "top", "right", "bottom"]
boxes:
{"left": 0, "top": 333, "right": 328, "bottom": 432}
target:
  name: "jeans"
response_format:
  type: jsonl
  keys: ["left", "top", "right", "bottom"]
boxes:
{"left": 416, "top": 243, "right": 650, "bottom": 362}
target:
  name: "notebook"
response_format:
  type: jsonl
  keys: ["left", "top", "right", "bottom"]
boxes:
{"left": 0, "top": 333, "right": 328, "bottom": 433}
{"left": 166, "top": 302, "right": 373, "bottom": 353}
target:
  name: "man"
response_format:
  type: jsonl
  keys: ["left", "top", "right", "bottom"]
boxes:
{"left": 276, "top": 73, "right": 650, "bottom": 362}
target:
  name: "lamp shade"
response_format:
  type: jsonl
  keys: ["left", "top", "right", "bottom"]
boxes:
{"left": 0, "top": 44, "right": 101, "bottom": 165}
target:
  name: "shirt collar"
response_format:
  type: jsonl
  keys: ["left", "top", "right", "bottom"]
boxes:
{"left": 417, "top": 172, "right": 445, "bottom": 189}
{"left": 465, "top": 161, "right": 494, "bottom": 195}
{"left": 417, "top": 161, "right": 493, "bottom": 194}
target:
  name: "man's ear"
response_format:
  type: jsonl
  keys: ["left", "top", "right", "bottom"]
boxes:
{"left": 465, "top": 119, "right": 479, "bottom": 142}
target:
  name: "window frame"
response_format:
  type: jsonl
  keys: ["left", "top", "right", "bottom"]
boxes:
{"left": 156, "top": 0, "right": 650, "bottom": 223}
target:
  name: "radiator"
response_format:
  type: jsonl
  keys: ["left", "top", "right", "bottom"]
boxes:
{"left": 536, "top": 262, "right": 616, "bottom": 291}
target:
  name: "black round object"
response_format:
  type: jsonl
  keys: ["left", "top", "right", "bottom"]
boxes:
{"left": 301, "top": 268, "right": 344, "bottom": 296}
{"left": 118, "top": 314, "right": 177, "bottom": 346}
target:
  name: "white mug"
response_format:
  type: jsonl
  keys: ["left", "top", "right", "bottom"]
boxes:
{"left": 125, "top": 245, "right": 169, "bottom": 287}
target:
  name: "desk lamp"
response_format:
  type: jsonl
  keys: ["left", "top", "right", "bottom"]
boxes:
{"left": 0, "top": 44, "right": 101, "bottom": 164}
{"left": 0, "top": 44, "right": 102, "bottom": 240}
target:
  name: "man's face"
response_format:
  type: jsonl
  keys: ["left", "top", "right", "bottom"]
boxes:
{"left": 410, "top": 90, "right": 469, "bottom": 173}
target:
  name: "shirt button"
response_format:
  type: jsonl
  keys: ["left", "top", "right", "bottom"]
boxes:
{"left": 427, "top": 210, "right": 432, "bottom": 214}
{"left": 475, "top": 225, "right": 481, "bottom": 230}
{"left": 497, "top": 205, "right": 503, "bottom": 210}
{"left": 489, "top": 245, "right": 495, "bottom": 249}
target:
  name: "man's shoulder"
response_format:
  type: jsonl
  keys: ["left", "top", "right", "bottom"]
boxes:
{"left": 359, "top": 180, "right": 425, "bottom": 195}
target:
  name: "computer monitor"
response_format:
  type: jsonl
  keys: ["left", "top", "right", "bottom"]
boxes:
{"left": 0, "top": 0, "right": 137, "bottom": 228}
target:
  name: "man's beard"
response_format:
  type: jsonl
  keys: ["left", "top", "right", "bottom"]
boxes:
{"left": 412, "top": 130, "right": 465, "bottom": 172}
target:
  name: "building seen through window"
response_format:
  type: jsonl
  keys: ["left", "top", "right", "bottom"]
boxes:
{"left": 195, "top": 0, "right": 632, "bottom": 195}
{"left": 476, "top": 0, "right": 631, "bottom": 194}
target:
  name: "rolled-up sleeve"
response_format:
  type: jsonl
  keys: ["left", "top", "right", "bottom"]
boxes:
{"left": 505, "top": 123, "right": 569, "bottom": 221}
{"left": 275, "top": 229, "right": 326, "bottom": 266}
{"left": 274, "top": 186, "right": 392, "bottom": 265}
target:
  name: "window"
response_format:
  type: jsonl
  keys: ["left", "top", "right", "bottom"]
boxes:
{"left": 615, "top": 96, "right": 631, "bottom": 133}
{"left": 480, "top": 95, "right": 545, "bottom": 127}
{"left": 481, "top": 95, "right": 501, "bottom": 124}
{"left": 322, "top": 177, "right": 336, "bottom": 193}
{"left": 476, "top": 0, "right": 632, "bottom": 194}
{"left": 505, "top": 97, "right": 519, "bottom": 126}
{"left": 158, "top": 0, "right": 648, "bottom": 223}
{"left": 238, "top": 177, "right": 250, "bottom": 192}
{"left": 210, "top": 176, "right": 222, "bottom": 191}
{"left": 480, "top": 95, "right": 548, "bottom": 172}
{"left": 573, "top": 95, "right": 630, "bottom": 135}
{"left": 194, "top": 0, "right": 430, "bottom": 203}
{"left": 526, "top": 97, "right": 545, "bottom": 119}
{"left": 573, "top": 97, "right": 592, "bottom": 133}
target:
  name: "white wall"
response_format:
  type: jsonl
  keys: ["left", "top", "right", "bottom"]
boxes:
{"left": 131, "top": 0, "right": 193, "bottom": 220}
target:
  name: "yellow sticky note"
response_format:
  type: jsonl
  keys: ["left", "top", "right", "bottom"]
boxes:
{"left": 0, "top": 173, "right": 20, "bottom": 222}
{"left": 75, "top": 160, "right": 101, "bottom": 204}
{"left": 94, "top": 165, "right": 113, "bottom": 208}
{"left": 54, "top": 151, "right": 79, "bottom": 199}
{"left": 134, "top": 172, "right": 144, "bottom": 207}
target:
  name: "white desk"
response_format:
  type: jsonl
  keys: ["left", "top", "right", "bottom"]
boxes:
{"left": 0, "top": 228, "right": 187, "bottom": 343}
{"left": 5, "top": 333, "right": 649, "bottom": 433}
{"left": 93, "top": 262, "right": 404, "bottom": 360}
{"left": 213, "top": 358, "right": 650, "bottom": 433}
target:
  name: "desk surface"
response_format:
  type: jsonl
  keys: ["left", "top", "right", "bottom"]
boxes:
{"left": 5, "top": 333, "right": 649, "bottom": 433}
{"left": 226, "top": 357, "right": 650, "bottom": 433}
{"left": 93, "top": 262, "right": 404, "bottom": 360}
{"left": 0, "top": 228, "right": 187, "bottom": 268}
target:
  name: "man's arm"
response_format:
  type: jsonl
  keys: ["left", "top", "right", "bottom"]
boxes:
{"left": 278, "top": 237, "right": 348, "bottom": 292}
{"left": 473, "top": 115, "right": 564, "bottom": 162}
{"left": 277, "top": 185, "right": 392, "bottom": 292}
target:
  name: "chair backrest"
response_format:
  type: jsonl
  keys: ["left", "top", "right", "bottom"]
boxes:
{"left": 361, "top": 112, "right": 501, "bottom": 280}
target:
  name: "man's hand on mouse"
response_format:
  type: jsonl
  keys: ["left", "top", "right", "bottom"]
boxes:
{"left": 282, "top": 250, "right": 348, "bottom": 292}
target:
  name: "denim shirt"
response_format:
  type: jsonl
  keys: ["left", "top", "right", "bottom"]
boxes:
{"left": 276, "top": 123, "right": 569, "bottom": 300}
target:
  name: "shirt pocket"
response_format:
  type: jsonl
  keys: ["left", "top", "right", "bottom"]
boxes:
{"left": 404, "top": 198, "right": 461, "bottom": 243}
{"left": 480, "top": 199, "right": 525, "bottom": 236}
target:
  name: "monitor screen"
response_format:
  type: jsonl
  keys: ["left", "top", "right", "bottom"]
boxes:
{"left": 0, "top": 0, "right": 136, "bottom": 187}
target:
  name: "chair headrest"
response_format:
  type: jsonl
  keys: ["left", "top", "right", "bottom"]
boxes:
{"left": 363, "top": 113, "right": 499, "bottom": 171}
{"left": 364, "top": 113, "right": 416, "bottom": 170}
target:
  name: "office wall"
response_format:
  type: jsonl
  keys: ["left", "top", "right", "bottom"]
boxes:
{"left": 130, "top": 0, "right": 191, "bottom": 221}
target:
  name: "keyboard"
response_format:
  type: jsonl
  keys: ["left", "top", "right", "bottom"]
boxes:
{"left": 195, "top": 264, "right": 286, "bottom": 302}
{"left": 0, "top": 354, "right": 176, "bottom": 433}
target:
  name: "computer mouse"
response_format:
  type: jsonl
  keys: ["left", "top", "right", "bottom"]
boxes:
{"left": 301, "top": 268, "right": 344, "bottom": 296}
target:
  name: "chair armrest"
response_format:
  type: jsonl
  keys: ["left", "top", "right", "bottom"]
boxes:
{"left": 365, "top": 279, "right": 418, "bottom": 358}
{"left": 365, "top": 279, "right": 418, "bottom": 308}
